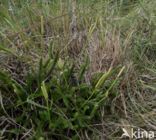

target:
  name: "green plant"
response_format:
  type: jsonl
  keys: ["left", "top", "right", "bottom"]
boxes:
{"left": 0, "top": 51, "right": 125, "bottom": 139}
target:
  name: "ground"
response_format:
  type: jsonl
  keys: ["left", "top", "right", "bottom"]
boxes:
{"left": 0, "top": 0, "right": 156, "bottom": 139}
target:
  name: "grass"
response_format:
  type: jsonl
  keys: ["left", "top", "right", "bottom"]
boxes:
{"left": 0, "top": 0, "right": 156, "bottom": 139}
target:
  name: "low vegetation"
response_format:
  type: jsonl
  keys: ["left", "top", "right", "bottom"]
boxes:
{"left": 0, "top": 0, "right": 156, "bottom": 139}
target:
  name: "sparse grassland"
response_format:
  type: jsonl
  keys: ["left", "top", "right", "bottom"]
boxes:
{"left": 0, "top": 0, "right": 156, "bottom": 139}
